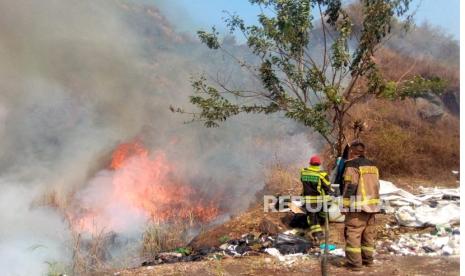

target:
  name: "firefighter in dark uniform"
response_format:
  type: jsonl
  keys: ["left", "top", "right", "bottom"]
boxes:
{"left": 300, "top": 155, "right": 335, "bottom": 244}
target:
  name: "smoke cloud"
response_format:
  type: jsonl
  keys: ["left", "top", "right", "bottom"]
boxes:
{"left": 0, "top": 0, "right": 316, "bottom": 274}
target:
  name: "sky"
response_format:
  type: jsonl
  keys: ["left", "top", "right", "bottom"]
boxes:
{"left": 150, "top": 0, "right": 460, "bottom": 40}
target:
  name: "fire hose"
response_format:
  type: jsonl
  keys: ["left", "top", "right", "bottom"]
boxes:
{"left": 320, "top": 190, "right": 330, "bottom": 276}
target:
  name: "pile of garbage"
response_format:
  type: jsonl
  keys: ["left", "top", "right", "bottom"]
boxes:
{"left": 219, "top": 232, "right": 345, "bottom": 263}
{"left": 379, "top": 181, "right": 460, "bottom": 227}
{"left": 141, "top": 247, "right": 217, "bottom": 266}
{"left": 219, "top": 232, "right": 313, "bottom": 256}
{"left": 218, "top": 233, "right": 268, "bottom": 256}
{"left": 141, "top": 232, "right": 316, "bottom": 266}
{"left": 378, "top": 225, "right": 460, "bottom": 256}
{"left": 287, "top": 180, "right": 460, "bottom": 227}
{"left": 140, "top": 181, "right": 460, "bottom": 267}
{"left": 264, "top": 248, "right": 311, "bottom": 265}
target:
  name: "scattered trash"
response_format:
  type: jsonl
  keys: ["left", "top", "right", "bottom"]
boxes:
{"left": 379, "top": 180, "right": 401, "bottom": 195}
{"left": 274, "top": 233, "right": 312, "bottom": 255}
{"left": 283, "top": 229, "right": 304, "bottom": 236}
{"left": 329, "top": 248, "right": 345, "bottom": 257}
{"left": 378, "top": 226, "right": 460, "bottom": 256}
{"left": 395, "top": 202, "right": 460, "bottom": 227}
{"left": 287, "top": 213, "right": 310, "bottom": 228}
{"left": 142, "top": 231, "right": 315, "bottom": 266}
{"left": 379, "top": 181, "right": 460, "bottom": 227}
{"left": 139, "top": 181, "right": 459, "bottom": 268}
{"left": 380, "top": 180, "right": 423, "bottom": 206}
{"left": 328, "top": 202, "right": 345, "bottom": 222}
{"left": 264, "top": 248, "right": 310, "bottom": 265}
{"left": 419, "top": 186, "right": 460, "bottom": 200}
{"left": 319, "top": 244, "right": 336, "bottom": 251}
{"left": 220, "top": 233, "right": 262, "bottom": 257}
{"left": 141, "top": 231, "right": 316, "bottom": 267}
{"left": 289, "top": 199, "right": 345, "bottom": 223}
{"left": 377, "top": 181, "right": 460, "bottom": 257}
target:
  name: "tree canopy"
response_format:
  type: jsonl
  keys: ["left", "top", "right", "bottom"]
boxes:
{"left": 179, "top": 0, "right": 445, "bottom": 155}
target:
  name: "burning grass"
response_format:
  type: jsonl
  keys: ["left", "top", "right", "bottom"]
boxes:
{"left": 190, "top": 164, "right": 301, "bottom": 249}
{"left": 40, "top": 139, "right": 225, "bottom": 273}
{"left": 66, "top": 139, "right": 220, "bottom": 234}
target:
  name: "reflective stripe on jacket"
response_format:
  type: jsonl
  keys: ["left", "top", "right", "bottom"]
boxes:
{"left": 300, "top": 165, "right": 334, "bottom": 203}
{"left": 342, "top": 157, "right": 380, "bottom": 212}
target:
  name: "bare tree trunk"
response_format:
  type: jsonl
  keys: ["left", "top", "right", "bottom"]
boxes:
{"left": 335, "top": 110, "right": 346, "bottom": 157}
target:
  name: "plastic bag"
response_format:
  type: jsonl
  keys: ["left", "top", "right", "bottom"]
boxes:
{"left": 274, "top": 233, "right": 312, "bottom": 254}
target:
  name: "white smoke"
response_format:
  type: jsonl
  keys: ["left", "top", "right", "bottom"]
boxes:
{"left": 0, "top": 0, "right": 317, "bottom": 274}
{"left": 0, "top": 183, "right": 70, "bottom": 275}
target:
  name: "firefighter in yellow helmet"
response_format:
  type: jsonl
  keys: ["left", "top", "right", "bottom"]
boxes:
{"left": 342, "top": 140, "right": 380, "bottom": 271}
{"left": 300, "top": 155, "right": 335, "bottom": 245}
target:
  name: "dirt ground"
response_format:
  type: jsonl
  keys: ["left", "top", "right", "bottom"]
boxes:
{"left": 111, "top": 173, "right": 460, "bottom": 276}
{"left": 115, "top": 255, "right": 459, "bottom": 276}
{"left": 188, "top": 203, "right": 435, "bottom": 250}
{"left": 110, "top": 208, "right": 458, "bottom": 276}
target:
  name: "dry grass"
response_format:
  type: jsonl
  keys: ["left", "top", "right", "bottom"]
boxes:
{"left": 256, "top": 163, "right": 301, "bottom": 197}
{"left": 71, "top": 230, "right": 113, "bottom": 275}
{"left": 142, "top": 221, "right": 194, "bottom": 258}
{"left": 320, "top": 46, "right": 460, "bottom": 183}
{"left": 347, "top": 99, "right": 459, "bottom": 182}
{"left": 376, "top": 48, "right": 459, "bottom": 89}
{"left": 375, "top": 47, "right": 459, "bottom": 114}
{"left": 190, "top": 164, "right": 301, "bottom": 249}
{"left": 68, "top": 220, "right": 197, "bottom": 274}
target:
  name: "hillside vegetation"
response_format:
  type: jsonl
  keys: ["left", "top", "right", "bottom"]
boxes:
{"left": 324, "top": 45, "right": 459, "bottom": 183}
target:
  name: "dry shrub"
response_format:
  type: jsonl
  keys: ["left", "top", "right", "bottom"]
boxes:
{"left": 350, "top": 99, "right": 459, "bottom": 182}
{"left": 376, "top": 48, "right": 459, "bottom": 88}
{"left": 142, "top": 220, "right": 194, "bottom": 258}
{"left": 320, "top": 47, "right": 460, "bottom": 183}
{"left": 375, "top": 48, "right": 459, "bottom": 113}
{"left": 71, "top": 231, "right": 112, "bottom": 275}
{"left": 70, "top": 221, "right": 196, "bottom": 274}
{"left": 257, "top": 163, "right": 301, "bottom": 197}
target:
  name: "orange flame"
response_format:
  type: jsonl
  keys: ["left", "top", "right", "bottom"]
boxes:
{"left": 69, "top": 140, "right": 219, "bottom": 233}
{"left": 110, "top": 140, "right": 148, "bottom": 170}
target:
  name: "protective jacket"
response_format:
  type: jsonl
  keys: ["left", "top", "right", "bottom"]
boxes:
{"left": 342, "top": 156, "right": 380, "bottom": 213}
{"left": 300, "top": 165, "right": 334, "bottom": 238}
{"left": 300, "top": 165, "right": 334, "bottom": 204}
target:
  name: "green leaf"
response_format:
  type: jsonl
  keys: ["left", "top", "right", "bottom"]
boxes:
{"left": 218, "top": 235, "right": 230, "bottom": 243}
{"left": 198, "top": 28, "right": 220, "bottom": 49}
